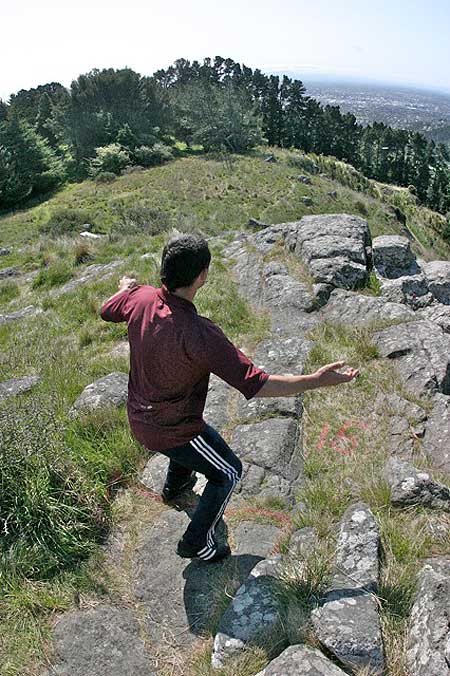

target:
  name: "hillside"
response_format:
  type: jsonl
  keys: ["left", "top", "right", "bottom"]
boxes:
{"left": 1, "top": 149, "right": 450, "bottom": 676}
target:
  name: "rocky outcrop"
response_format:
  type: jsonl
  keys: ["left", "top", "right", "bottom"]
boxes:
{"left": 232, "top": 418, "right": 302, "bottom": 503}
{"left": 232, "top": 522, "right": 281, "bottom": 558}
{"left": 320, "top": 288, "right": 414, "bottom": 324}
{"left": 69, "top": 372, "right": 128, "bottom": 417}
{"left": 372, "top": 393, "right": 427, "bottom": 459}
{"left": 373, "top": 321, "right": 450, "bottom": 397}
{"left": 0, "top": 305, "right": 43, "bottom": 325}
{"left": 423, "top": 260, "right": 450, "bottom": 305}
{"left": 312, "top": 503, "right": 384, "bottom": 675}
{"left": 0, "top": 375, "right": 41, "bottom": 402}
{"left": 418, "top": 303, "right": 450, "bottom": 333}
{"left": 49, "top": 261, "right": 123, "bottom": 297}
{"left": 45, "top": 605, "right": 154, "bottom": 676}
{"left": 254, "top": 645, "right": 348, "bottom": 676}
{"left": 372, "top": 235, "right": 419, "bottom": 278}
{"left": 422, "top": 393, "right": 450, "bottom": 474}
{"left": 407, "top": 558, "right": 450, "bottom": 676}
{"left": 384, "top": 457, "right": 450, "bottom": 511}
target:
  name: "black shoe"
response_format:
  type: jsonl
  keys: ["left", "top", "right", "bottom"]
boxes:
{"left": 176, "top": 539, "right": 231, "bottom": 563}
{"left": 161, "top": 474, "right": 197, "bottom": 502}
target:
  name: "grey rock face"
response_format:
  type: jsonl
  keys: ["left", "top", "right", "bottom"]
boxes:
{"left": 0, "top": 247, "right": 10, "bottom": 256}
{"left": 0, "top": 305, "right": 43, "bottom": 325}
{"left": 312, "top": 503, "right": 384, "bottom": 675}
{"left": 110, "top": 341, "right": 130, "bottom": 359}
{"left": 0, "top": 375, "right": 41, "bottom": 402}
{"left": 49, "top": 261, "right": 123, "bottom": 297}
{"left": 204, "top": 374, "right": 232, "bottom": 432}
{"left": 407, "top": 558, "right": 450, "bottom": 676}
{"left": 212, "top": 576, "right": 284, "bottom": 668}
{"left": 372, "top": 393, "right": 427, "bottom": 459}
{"left": 250, "top": 554, "right": 283, "bottom": 579}
{"left": 422, "top": 393, "right": 450, "bottom": 474}
{"left": 69, "top": 372, "right": 128, "bottom": 417}
{"left": 372, "top": 235, "right": 418, "bottom": 278}
{"left": 233, "top": 522, "right": 281, "bottom": 558}
{"left": 321, "top": 288, "right": 414, "bottom": 325}
{"left": 46, "top": 604, "right": 154, "bottom": 676}
{"left": 379, "top": 274, "right": 433, "bottom": 309}
{"left": 288, "top": 527, "right": 318, "bottom": 558}
{"left": 0, "top": 266, "right": 20, "bottom": 280}
{"left": 418, "top": 303, "right": 450, "bottom": 333}
{"left": 423, "top": 260, "right": 450, "bottom": 305}
{"left": 232, "top": 418, "right": 301, "bottom": 503}
{"left": 297, "top": 175, "right": 312, "bottom": 184}
{"left": 254, "top": 644, "right": 348, "bottom": 676}
{"left": 384, "top": 457, "right": 450, "bottom": 511}
{"left": 289, "top": 214, "right": 371, "bottom": 289}
{"left": 373, "top": 320, "right": 450, "bottom": 397}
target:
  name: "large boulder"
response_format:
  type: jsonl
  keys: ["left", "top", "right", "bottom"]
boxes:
{"left": 232, "top": 522, "right": 281, "bottom": 558}
{"left": 69, "top": 372, "right": 128, "bottom": 417}
{"left": 0, "top": 305, "right": 43, "bottom": 325}
{"left": 384, "top": 457, "right": 450, "bottom": 511}
{"left": 422, "top": 393, "right": 450, "bottom": 474}
{"left": 204, "top": 374, "right": 232, "bottom": 432}
{"left": 253, "top": 645, "right": 348, "bottom": 676}
{"left": 372, "top": 235, "right": 419, "bottom": 278}
{"left": 287, "top": 214, "right": 372, "bottom": 289}
{"left": 0, "top": 375, "right": 41, "bottom": 402}
{"left": 45, "top": 604, "right": 155, "bottom": 676}
{"left": 232, "top": 418, "right": 302, "bottom": 503}
{"left": 407, "top": 558, "right": 450, "bottom": 676}
{"left": 372, "top": 393, "right": 427, "bottom": 459}
{"left": 373, "top": 321, "right": 450, "bottom": 397}
{"left": 312, "top": 503, "right": 384, "bottom": 675}
{"left": 321, "top": 288, "right": 414, "bottom": 325}
{"left": 379, "top": 274, "right": 433, "bottom": 309}
{"left": 418, "top": 303, "right": 450, "bottom": 334}
{"left": 422, "top": 260, "right": 450, "bottom": 305}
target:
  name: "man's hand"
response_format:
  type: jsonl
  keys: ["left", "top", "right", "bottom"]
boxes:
{"left": 312, "top": 361, "right": 360, "bottom": 388}
{"left": 118, "top": 275, "right": 138, "bottom": 292}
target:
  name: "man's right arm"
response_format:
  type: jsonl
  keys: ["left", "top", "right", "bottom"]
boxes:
{"left": 254, "top": 361, "right": 359, "bottom": 397}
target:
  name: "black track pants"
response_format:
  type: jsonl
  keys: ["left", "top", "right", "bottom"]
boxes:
{"left": 159, "top": 424, "right": 242, "bottom": 560}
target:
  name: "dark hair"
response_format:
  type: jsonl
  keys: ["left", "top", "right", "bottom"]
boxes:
{"left": 160, "top": 234, "right": 211, "bottom": 291}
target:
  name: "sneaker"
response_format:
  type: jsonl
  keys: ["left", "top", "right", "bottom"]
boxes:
{"left": 161, "top": 473, "right": 197, "bottom": 502}
{"left": 176, "top": 539, "right": 231, "bottom": 563}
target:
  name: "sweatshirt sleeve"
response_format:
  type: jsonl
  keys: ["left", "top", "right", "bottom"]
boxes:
{"left": 100, "top": 287, "right": 138, "bottom": 323}
{"left": 193, "top": 318, "right": 269, "bottom": 399}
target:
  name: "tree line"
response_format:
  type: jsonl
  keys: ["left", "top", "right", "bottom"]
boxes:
{"left": 0, "top": 56, "right": 449, "bottom": 217}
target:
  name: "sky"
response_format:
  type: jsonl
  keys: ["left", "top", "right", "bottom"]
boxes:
{"left": 1, "top": 0, "right": 450, "bottom": 101}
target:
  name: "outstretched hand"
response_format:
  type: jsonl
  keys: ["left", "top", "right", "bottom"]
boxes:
{"left": 313, "top": 360, "right": 360, "bottom": 388}
{"left": 118, "top": 275, "right": 138, "bottom": 292}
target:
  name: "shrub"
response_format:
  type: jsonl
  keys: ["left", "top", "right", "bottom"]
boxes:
{"left": 39, "top": 208, "right": 94, "bottom": 237}
{"left": 94, "top": 171, "right": 116, "bottom": 184}
{"left": 89, "top": 143, "right": 130, "bottom": 176}
{"left": 0, "top": 280, "right": 20, "bottom": 303}
{"left": 0, "top": 397, "right": 106, "bottom": 579}
{"left": 73, "top": 242, "right": 93, "bottom": 266}
{"left": 31, "top": 259, "right": 73, "bottom": 289}
{"left": 133, "top": 143, "right": 174, "bottom": 167}
{"left": 110, "top": 203, "right": 169, "bottom": 236}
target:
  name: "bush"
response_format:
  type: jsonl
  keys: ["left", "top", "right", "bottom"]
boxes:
{"left": 133, "top": 143, "right": 174, "bottom": 167}
{"left": 110, "top": 203, "right": 169, "bottom": 236}
{"left": 31, "top": 259, "right": 74, "bottom": 290}
{"left": 39, "top": 208, "right": 94, "bottom": 237}
{"left": 0, "top": 397, "right": 106, "bottom": 579}
{"left": 73, "top": 242, "right": 93, "bottom": 266}
{"left": 89, "top": 143, "right": 130, "bottom": 176}
{"left": 94, "top": 171, "right": 117, "bottom": 184}
{"left": 0, "top": 280, "right": 20, "bottom": 303}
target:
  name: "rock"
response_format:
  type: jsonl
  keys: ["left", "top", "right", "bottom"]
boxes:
{"left": 379, "top": 274, "right": 433, "bottom": 309}
{"left": 297, "top": 175, "right": 312, "bottom": 184}
{"left": 301, "top": 196, "right": 313, "bottom": 206}
{"left": 50, "top": 261, "right": 123, "bottom": 297}
{"left": 135, "top": 509, "right": 259, "bottom": 648}
{"left": 0, "top": 247, "right": 10, "bottom": 256}
{"left": 79, "top": 231, "right": 105, "bottom": 239}
{"left": 140, "top": 453, "right": 207, "bottom": 496}
{"left": 204, "top": 374, "right": 232, "bottom": 433}
{"left": 46, "top": 604, "right": 154, "bottom": 676}
{"left": 248, "top": 218, "right": 269, "bottom": 229}
{"left": 237, "top": 336, "right": 313, "bottom": 421}
{"left": 140, "top": 252, "right": 159, "bottom": 262}
{"left": 253, "top": 224, "right": 292, "bottom": 256}
{"left": 0, "top": 266, "right": 20, "bottom": 280}
{"left": 0, "top": 375, "right": 41, "bottom": 402}
{"left": 289, "top": 214, "right": 371, "bottom": 289}
{"left": 372, "top": 393, "right": 427, "bottom": 459}
{"left": 0, "top": 305, "right": 43, "bottom": 325}
{"left": 384, "top": 457, "right": 450, "bottom": 511}
{"left": 250, "top": 554, "right": 283, "bottom": 579}
{"left": 312, "top": 503, "right": 384, "bottom": 675}
{"left": 212, "top": 576, "right": 285, "bottom": 668}
{"left": 264, "top": 269, "right": 316, "bottom": 313}
{"left": 69, "top": 372, "right": 128, "bottom": 417}
{"left": 313, "top": 283, "right": 333, "bottom": 307}
{"left": 288, "top": 527, "right": 318, "bottom": 558}
{"left": 407, "top": 558, "right": 450, "bottom": 676}
{"left": 422, "top": 393, "right": 450, "bottom": 474}
{"left": 372, "top": 320, "right": 450, "bottom": 397}
{"left": 321, "top": 288, "right": 414, "bottom": 325}
{"left": 253, "top": 644, "right": 348, "bottom": 676}
{"left": 232, "top": 418, "right": 301, "bottom": 503}
{"left": 328, "top": 190, "right": 338, "bottom": 199}
{"left": 110, "top": 341, "right": 130, "bottom": 359}
{"left": 423, "top": 260, "right": 450, "bottom": 305}
{"left": 265, "top": 154, "right": 276, "bottom": 163}
{"left": 372, "top": 235, "right": 419, "bottom": 278}
{"left": 418, "top": 303, "right": 450, "bottom": 333}
{"left": 233, "top": 522, "right": 281, "bottom": 558}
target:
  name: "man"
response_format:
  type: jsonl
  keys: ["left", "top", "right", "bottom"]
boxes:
{"left": 100, "top": 234, "right": 359, "bottom": 563}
